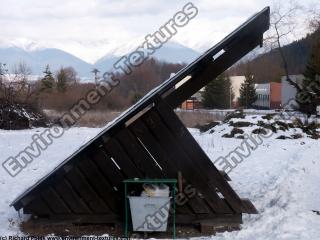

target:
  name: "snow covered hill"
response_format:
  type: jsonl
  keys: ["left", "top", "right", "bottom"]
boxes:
{"left": 0, "top": 47, "right": 93, "bottom": 77}
{"left": 95, "top": 42, "right": 199, "bottom": 72}
{"left": 0, "top": 42, "right": 199, "bottom": 77}
{"left": 0, "top": 112, "right": 319, "bottom": 239}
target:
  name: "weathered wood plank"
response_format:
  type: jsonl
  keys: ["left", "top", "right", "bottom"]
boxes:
{"left": 65, "top": 167, "right": 110, "bottom": 213}
{"left": 129, "top": 119, "right": 210, "bottom": 214}
{"left": 40, "top": 187, "right": 72, "bottom": 214}
{"left": 175, "top": 178, "right": 208, "bottom": 215}
{"left": 30, "top": 214, "right": 121, "bottom": 224}
{"left": 129, "top": 120, "right": 177, "bottom": 178}
{"left": 54, "top": 179, "right": 92, "bottom": 214}
{"left": 155, "top": 100, "right": 246, "bottom": 213}
{"left": 241, "top": 198, "right": 258, "bottom": 214}
{"left": 220, "top": 171, "right": 232, "bottom": 181}
{"left": 142, "top": 110, "right": 232, "bottom": 214}
{"left": 103, "top": 137, "right": 143, "bottom": 178}
{"left": 23, "top": 197, "right": 52, "bottom": 215}
{"left": 78, "top": 156, "right": 118, "bottom": 211}
{"left": 115, "top": 127, "right": 163, "bottom": 178}
{"left": 92, "top": 148, "right": 124, "bottom": 191}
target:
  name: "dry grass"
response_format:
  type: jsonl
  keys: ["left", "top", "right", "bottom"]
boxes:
{"left": 44, "top": 109, "right": 121, "bottom": 128}
{"left": 44, "top": 109, "right": 226, "bottom": 128}
{"left": 76, "top": 111, "right": 121, "bottom": 127}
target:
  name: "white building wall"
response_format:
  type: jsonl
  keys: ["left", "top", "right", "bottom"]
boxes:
{"left": 281, "top": 75, "right": 303, "bottom": 108}
{"left": 230, "top": 76, "right": 245, "bottom": 102}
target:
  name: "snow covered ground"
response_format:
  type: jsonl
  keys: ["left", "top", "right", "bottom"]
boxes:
{"left": 0, "top": 127, "right": 101, "bottom": 235}
{"left": 0, "top": 114, "right": 320, "bottom": 239}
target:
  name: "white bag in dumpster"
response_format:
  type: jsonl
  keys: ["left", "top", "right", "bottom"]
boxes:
{"left": 141, "top": 183, "right": 169, "bottom": 197}
{"left": 128, "top": 196, "right": 171, "bottom": 232}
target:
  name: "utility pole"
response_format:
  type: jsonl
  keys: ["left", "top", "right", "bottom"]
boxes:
{"left": 229, "top": 86, "right": 232, "bottom": 109}
{"left": 91, "top": 68, "right": 100, "bottom": 87}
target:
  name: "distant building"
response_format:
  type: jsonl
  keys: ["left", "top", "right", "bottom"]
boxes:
{"left": 175, "top": 75, "right": 203, "bottom": 110}
{"left": 230, "top": 76, "right": 245, "bottom": 107}
{"left": 281, "top": 75, "right": 303, "bottom": 109}
{"left": 177, "top": 76, "right": 284, "bottom": 110}
{"left": 181, "top": 97, "right": 202, "bottom": 110}
{"left": 178, "top": 74, "right": 303, "bottom": 110}
{"left": 253, "top": 82, "right": 281, "bottom": 109}
{"left": 177, "top": 75, "right": 246, "bottom": 110}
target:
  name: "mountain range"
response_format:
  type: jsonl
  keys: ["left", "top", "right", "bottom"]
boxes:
{"left": 0, "top": 42, "right": 200, "bottom": 78}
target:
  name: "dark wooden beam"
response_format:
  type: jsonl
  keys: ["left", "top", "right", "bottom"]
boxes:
{"left": 115, "top": 127, "right": 164, "bottom": 178}
{"left": 163, "top": 32, "right": 263, "bottom": 108}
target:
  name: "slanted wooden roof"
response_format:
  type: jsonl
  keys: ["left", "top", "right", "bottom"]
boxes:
{"left": 11, "top": 7, "right": 270, "bottom": 225}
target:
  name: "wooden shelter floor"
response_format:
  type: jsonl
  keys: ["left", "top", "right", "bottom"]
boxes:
{"left": 21, "top": 219, "right": 240, "bottom": 238}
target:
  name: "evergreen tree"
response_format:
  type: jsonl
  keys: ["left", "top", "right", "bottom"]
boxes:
{"left": 202, "top": 74, "right": 234, "bottom": 109}
{"left": 56, "top": 67, "right": 67, "bottom": 92}
{"left": 297, "top": 33, "right": 320, "bottom": 114}
{"left": 41, "top": 65, "right": 55, "bottom": 91}
{"left": 238, "top": 68, "right": 257, "bottom": 108}
{"left": 0, "top": 62, "right": 8, "bottom": 76}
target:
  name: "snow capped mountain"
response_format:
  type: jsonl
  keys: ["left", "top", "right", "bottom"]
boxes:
{"left": 95, "top": 41, "right": 200, "bottom": 72}
{"left": 0, "top": 40, "right": 200, "bottom": 77}
{"left": 153, "top": 41, "right": 200, "bottom": 63}
{"left": 0, "top": 47, "right": 93, "bottom": 77}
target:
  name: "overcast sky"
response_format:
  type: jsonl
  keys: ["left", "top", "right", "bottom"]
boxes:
{"left": 0, "top": 0, "right": 317, "bottom": 63}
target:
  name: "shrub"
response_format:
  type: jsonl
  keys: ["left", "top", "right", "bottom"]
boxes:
{"left": 252, "top": 128, "right": 268, "bottom": 135}
{"left": 230, "top": 121, "right": 252, "bottom": 127}
{"left": 222, "top": 133, "right": 233, "bottom": 138}
{"left": 262, "top": 113, "right": 276, "bottom": 120}
{"left": 291, "top": 133, "right": 303, "bottom": 139}
{"left": 231, "top": 128, "right": 244, "bottom": 135}
{"left": 236, "top": 135, "right": 245, "bottom": 139}
{"left": 196, "top": 121, "right": 220, "bottom": 133}
{"left": 275, "top": 121, "right": 289, "bottom": 131}
{"left": 223, "top": 110, "right": 245, "bottom": 123}
{"left": 276, "top": 135, "right": 291, "bottom": 139}
{"left": 222, "top": 127, "right": 244, "bottom": 138}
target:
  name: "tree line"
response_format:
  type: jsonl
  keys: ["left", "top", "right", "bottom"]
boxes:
{"left": 0, "top": 58, "right": 185, "bottom": 111}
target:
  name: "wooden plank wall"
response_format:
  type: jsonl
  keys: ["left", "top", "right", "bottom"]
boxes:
{"left": 22, "top": 99, "right": 256, "bottom": 224}
{"left": 15, "top": 8, "right": 269, "bottom": 225}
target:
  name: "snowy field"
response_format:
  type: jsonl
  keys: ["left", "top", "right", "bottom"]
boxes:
{"left": 0, "top": 114, "right": 320, "bottom": 239}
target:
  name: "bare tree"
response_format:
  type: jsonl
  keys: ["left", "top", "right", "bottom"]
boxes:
{"left": 0, "top": 61, "right": 37, "bottom": 104}
{"left": 0, "top": 63, "right": 17, "bottom": 104}
{"left": 307, "top": 2, "right": 320, "bottom": 31}
{"left": 64, "top": 66, "right": 79, "bottom": 85}
{"left": 264, "top": 1, "right": 303, "bottom": 91}
{"left": 55, "top": 67, "right": 67, "bottom": 92}
{"left": 11, "top": 61, "right": 36, "bottom": 102}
